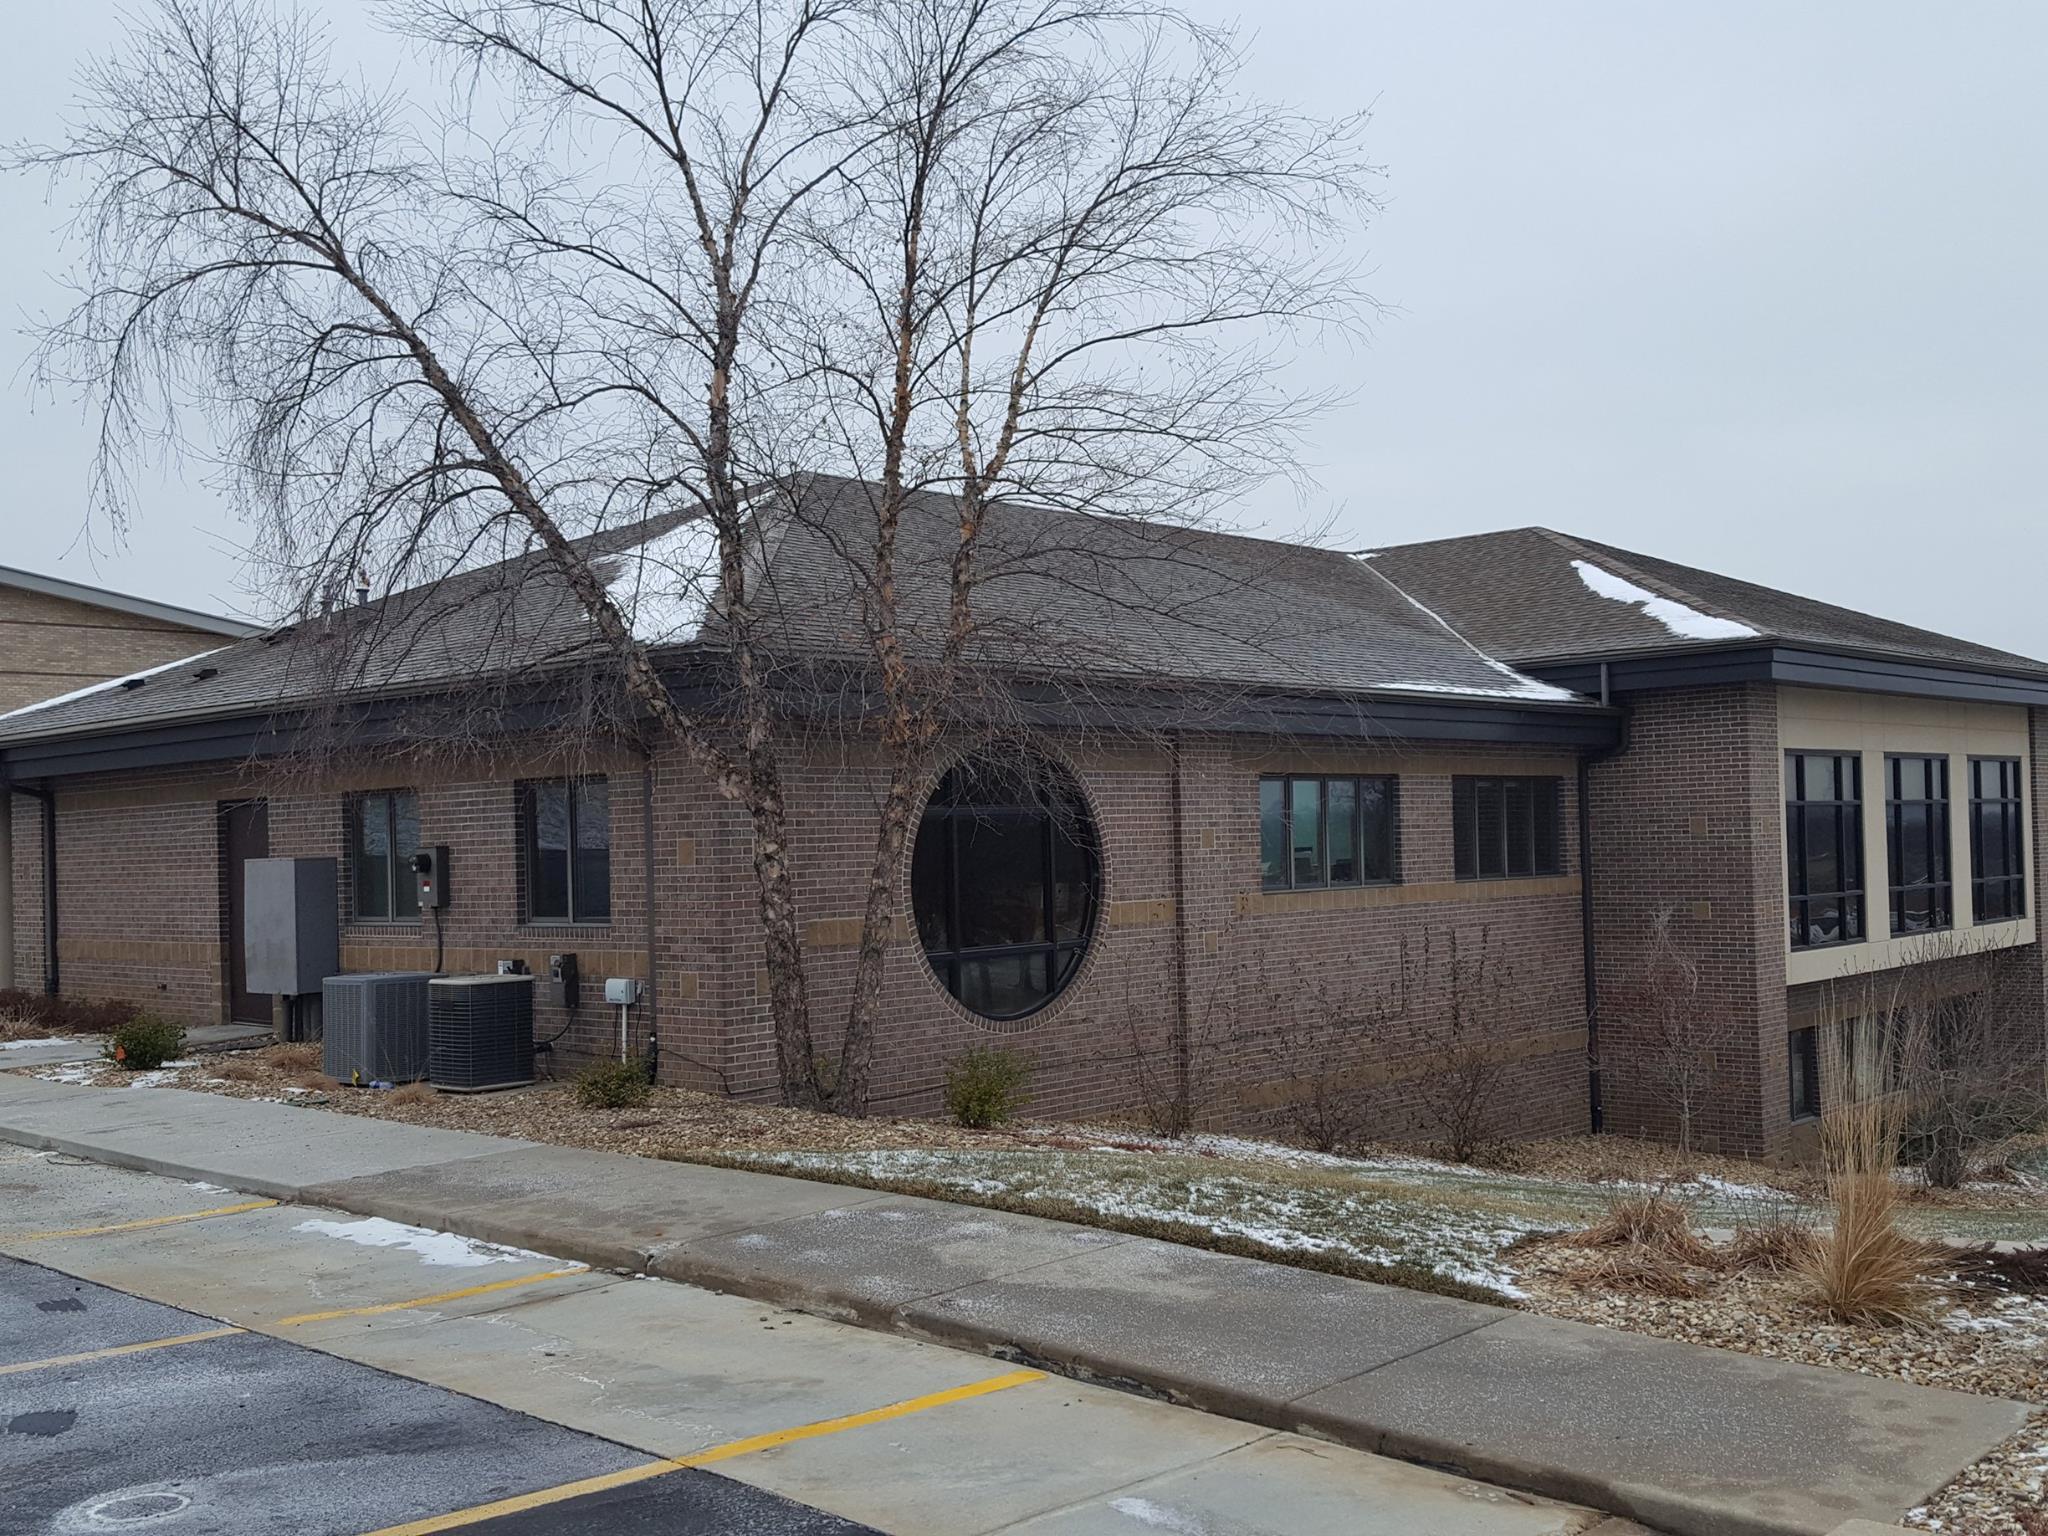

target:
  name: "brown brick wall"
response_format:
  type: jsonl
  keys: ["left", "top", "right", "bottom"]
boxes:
{"left": 1587, "top": 683, "right": 1791, "bottom": 1156}
{"left": 0, "top": 586, "right": 230, "bottom": 715}
{"left": 5, "top": 730, "right": 1594, "bottom": 1140}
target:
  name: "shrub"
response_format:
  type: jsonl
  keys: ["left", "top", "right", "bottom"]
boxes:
{"left": 102, "top": 1016, "right": 186, "bottom": 1072}
{"left": 0, "top": 989, "right": 140, "bottom": 1035}
{"left": 1797, "top": 1093, "right": 1937, "bottom": 1325}
{"left": 388, "top": 1081, "right": 437, "bottom": 1107}
{"left": 1561, "top": 1189, "right": 1716, "bottom": 1268}
{"left": 943, "top": 1047, "right": 1031, "bottom": 1129}
{"left": 575, "top": 1059, "right": 652, "bottom": 1110}
{"left": 270, "top": 1042, "right": 321, "bottom": 1074}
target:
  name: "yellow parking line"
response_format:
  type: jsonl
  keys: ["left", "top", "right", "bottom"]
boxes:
{"left": 360, "top": 1367, "right": 1049, "bottom": 1535}
{"left": 6, "top": 1199, "right": 277, "bottom": 1244}
{"left": 273, "top": 1266, "right": 593, "bottom": 1328}
{"left": 0, "top": 1326, "right": 246, "bottom": 1376}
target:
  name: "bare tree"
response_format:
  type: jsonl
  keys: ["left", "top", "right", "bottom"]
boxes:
{"left": 14, "top": 0, "right": 1373, "bottom": 1112}
{"left": 1611, "top": 909, "right": 1740, "bottom": 1153}
{"left": 1838, "top": 938, "right": 2046, "bottom": 1189}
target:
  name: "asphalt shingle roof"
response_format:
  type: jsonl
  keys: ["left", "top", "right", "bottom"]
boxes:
{"left": 0, "top": 478, "right": 1580, "bottom": 748}
{"left": 1367, "top": 526, "right": 2048, "bottom": 676}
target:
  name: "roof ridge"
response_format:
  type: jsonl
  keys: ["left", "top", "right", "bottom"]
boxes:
{"left": 1533, "top": 529, "right": 1764, "bottom": 635}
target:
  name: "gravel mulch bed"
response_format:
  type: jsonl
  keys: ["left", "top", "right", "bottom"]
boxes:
{"left": 1511, "top": 1234, "right": 2048, "bottom": 1533}
{"left": 15, "top": 1043, "right": 1048, "bottom": 1158}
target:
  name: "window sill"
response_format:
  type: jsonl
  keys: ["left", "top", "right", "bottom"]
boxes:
{"left": 1453, "top": 870, "right": 1564, "bottom": 883}
{"left": 1789, "top": 937, "right": 1866, "bottom": 954}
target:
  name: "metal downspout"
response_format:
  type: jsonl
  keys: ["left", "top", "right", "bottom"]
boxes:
{"left": 0, "top": 778, "right": 13, "bottom": 992}
{"left": 1581, "top": 662, "right": 1629, "bottom": 1134}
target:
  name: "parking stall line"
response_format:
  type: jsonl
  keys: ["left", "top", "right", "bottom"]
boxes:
{"left": 0, "top": 1325, "right": 246, "bottom": 1376}
{"left": 358, "top": 1367, "right": 1051, "bottom": 1535}
{"left": 5, "top": 1198, "right": 279, "bottom": 1243}
{"left": 271, "top": 1265, "right": 594, "bottom": 1328}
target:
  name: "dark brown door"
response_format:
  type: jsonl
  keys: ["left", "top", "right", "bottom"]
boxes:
{"left": 220, "top": 800, "right": 271, "bottom": 1025}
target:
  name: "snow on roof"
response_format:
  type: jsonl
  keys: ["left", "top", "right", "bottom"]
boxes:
{"left": 601, "top": 517, "right": 722, "bottom": 647}
{"left": 0, "top": 646, "right": 230, "bottom": 723}
{"left": 1353, "top": 555, "right": 1581, "bottom": 703}
{"left": 1571, "top": 559, "right": 1760, "bottom": 643}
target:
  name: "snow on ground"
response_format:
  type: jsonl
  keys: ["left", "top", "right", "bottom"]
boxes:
{"left": 0, "top": 1037, "right": 76, "bottom": 1051}
{"left": 292, "top": 1215, "right": 551, "bottom": 1268}
{"left": 739, "top": 1146, "right": 1547, "bottom": 1296}
{"left": 34, "top": 1065, "right": 96, "bottom": 1085}
{"left": 1571, "top": 559, "right": 1760, "bottom": 642}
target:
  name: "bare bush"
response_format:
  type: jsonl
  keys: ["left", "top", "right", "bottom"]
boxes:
{"left": 1610, "top": 909, "right": 1741, "bottom": 1152}
{"left": 1405, "top": 929, "right": 1523, "bottom": 1164}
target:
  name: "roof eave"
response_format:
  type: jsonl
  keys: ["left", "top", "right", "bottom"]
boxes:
{"left": 0, "top": 564, "right": 260, "bottom": 638}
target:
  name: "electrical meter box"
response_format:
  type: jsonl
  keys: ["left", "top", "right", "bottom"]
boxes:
{"left": 411, "top": 846, "right": 450, "bottom": 909}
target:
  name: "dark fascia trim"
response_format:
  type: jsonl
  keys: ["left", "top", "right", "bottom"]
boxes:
{"left": 1528, "top": 644, "right": 2048, "bottom": 707}
{"left": 0, "top": 672, "right": 1622, "bottom": 779}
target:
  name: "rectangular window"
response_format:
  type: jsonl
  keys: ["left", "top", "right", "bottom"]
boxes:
{"left": 1789, "top": 1025, "right": 1820, "bottom": 1122}
{"left": 1786, "top": 751, "right": 1863, "bottom": 949}
{"left": 1885, "top": 754, "right": 1951, "bottom": 934}
{"left": 521, "top": 777, "right": 612, "bottom": 923}
{"left": 350, "top": 790, "right": 421, "bottom": 922}
{"left": 1970, "top": 757, "right": 2026, "bottom": 923}
{"left": 1257, "top": 775, "right": 1396, "bottom": 890}
{"left": 1451, "top": 777, "right": 1561, "bottom": 880}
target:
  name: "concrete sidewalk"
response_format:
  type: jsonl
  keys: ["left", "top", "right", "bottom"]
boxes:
{"left": 0, "top": 1073, "right": 2019, "bottom": 1536}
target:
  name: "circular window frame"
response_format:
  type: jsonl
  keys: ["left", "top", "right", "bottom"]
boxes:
{"left": 907, "top": 746, "right": 1105, "bottom": 1028}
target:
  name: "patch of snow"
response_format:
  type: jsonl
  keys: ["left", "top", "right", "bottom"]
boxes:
{"left": 1108, "top": 1497, "right": 1209, "bottom": 1533}
{"left": 1380, "top": 678, "right": 1582, "bottom": 702}
{"left": 35, "top": 1065, "right": 96, "bottom": 1085}
{"left": 602, "top": 518, "right": 722, "bottom": 647}
{"left": 0, "top": 1037, "right": 76, "bottom": 1051}
{"left": 1352, "top": 557, "right": 1582, "bottom": 701}
{"left": 292, "top": 1216, "right": 549, "bottom": 1268}
{"left": 187, "top": 1181, "right": 231, "bottom": 1195}
{"left": 1571, "top": 559, "right": 1760, "bottom": 642}
{"left": 0, "top": 647, "right": 230, "bottom": 722}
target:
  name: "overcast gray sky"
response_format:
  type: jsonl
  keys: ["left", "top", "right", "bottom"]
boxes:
{"left": 5, "top": 3, "right": 2044, "bottom": 655}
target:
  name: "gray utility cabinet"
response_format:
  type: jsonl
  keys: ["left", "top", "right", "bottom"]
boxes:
{"left": 244, "top": 857, "right": 339, "bottom": 996}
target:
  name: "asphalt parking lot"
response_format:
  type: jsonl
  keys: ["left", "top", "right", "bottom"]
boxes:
{"left": 0, "top": 1144, "right": 1613, "bottom": 1535}
{"left": 0, "top": 1253, "right": 876, "bottom": 1534}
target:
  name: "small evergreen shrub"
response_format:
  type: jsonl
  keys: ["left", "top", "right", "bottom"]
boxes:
{"left": 102, "top": 1016, "right": 186, "bottom": 1072}
{"left": 943, "top": 1047, "right": 1031, "bottom": 1129}
{"left": 575, "top": 1059, "right": 653, "bottom": 1109}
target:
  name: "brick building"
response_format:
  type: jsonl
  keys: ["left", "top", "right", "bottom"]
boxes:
{"left": 0, "top": 564, "right": 255, "bottom": 716}
{"left": 2, "top": 486, "right": 2042, "bottom": 1155}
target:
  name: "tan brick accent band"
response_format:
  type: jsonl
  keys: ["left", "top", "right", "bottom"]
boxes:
{"left": 1235, "top": 873, "right": 1580, "bottom": 918}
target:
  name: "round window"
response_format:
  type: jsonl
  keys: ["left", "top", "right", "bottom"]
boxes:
{"left": 910, "top": 751, "right": 1101, "bottom": 1021}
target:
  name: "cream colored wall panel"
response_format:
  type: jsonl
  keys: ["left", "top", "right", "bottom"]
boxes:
{"left": 1778, "top": 687, "right": 2034, "bottom": 986}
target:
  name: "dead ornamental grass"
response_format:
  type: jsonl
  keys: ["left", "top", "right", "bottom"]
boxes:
{"left": 1797, "top": 1094, "right": 1943, "bottom": 1326}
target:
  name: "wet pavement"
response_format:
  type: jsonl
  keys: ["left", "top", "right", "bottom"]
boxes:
{"left": 0, "top": 1252, "right": 875, "bottom": 1535}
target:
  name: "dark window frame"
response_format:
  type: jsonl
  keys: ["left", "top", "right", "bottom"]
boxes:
{"left": 1883, "top": 753, "right": 1952, "bottom": 935}
{"left": 1786, "top": 750, "right": 1865, "bottom": 951}
{"left": 1451, "top": 776, "right": 1562, "bottom": 881}
{"left": 1789, "top": 1025, "right": 1821, "bottom": 1122}
{"left": 912, "top": 754, "right": 1101, "bottom": 1022}
{"left": 1969, "top": 756, "right": 2027, "bottom": 924}
{"left": 349, "top": 789, "right": 421, "bottom": 924}
{"left": 519, "top": 776, "right": 613, "bottom": 926}
{"left": 1258, "top": 774, "right": 1399, "bottom": 891}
